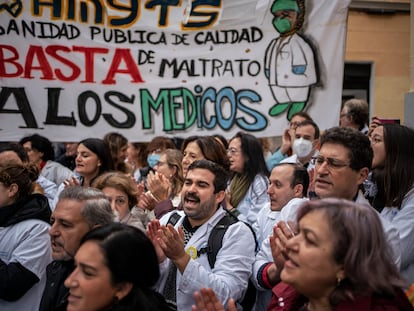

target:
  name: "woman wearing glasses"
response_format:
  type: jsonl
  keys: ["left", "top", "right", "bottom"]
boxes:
{"left": 181, "top": 135, "right": 229, "bottom": 177}
{"left": 226, "top": 132, "right": 270, "bottom": 227}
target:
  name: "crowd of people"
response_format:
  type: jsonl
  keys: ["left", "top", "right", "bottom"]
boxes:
{"left": 1, "top": 99, "right": 414, "bottom": 311}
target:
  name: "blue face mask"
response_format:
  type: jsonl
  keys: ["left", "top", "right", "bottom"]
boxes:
{"left": 147, "top": 154, "right": 161, "bottom": 168}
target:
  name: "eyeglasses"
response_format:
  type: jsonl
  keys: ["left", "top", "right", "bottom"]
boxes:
{"left": 311, "top": 156, "right": 350, "bottom": 169}
{"left": 226, "top": 147, "right": 240, "bottom": 155}
{"left": 289, "top": 121, "right": 301, "bottom": 129}
{"left": 155, "top": 161, "right": 167, "bottom": 167}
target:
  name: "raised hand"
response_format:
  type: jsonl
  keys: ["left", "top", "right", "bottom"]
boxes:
{"left": 271, "top": 221, "right": 297, "bottom": 261}
{"left": 63, "top": 176, "right": 81, "bottom": 188}
{"left": 157, "top": 225, "right": 189, "bottom": 273}
{"left": 147, "top": 171, "right": 170, "bottom": 201}
{"left": 137, "top": 191, "right": 158, "bottom": 211}
{"left": 267, "top": 220, "right": 297, "bottom": 283}
{"left": 192, "top": 288, "right": 237, "bottom": 311}
{"left": 280, "top": 128, "right": 293, "bottom": 155}
{"left": 146, "top": 219, "right": 166, "bottom": 263}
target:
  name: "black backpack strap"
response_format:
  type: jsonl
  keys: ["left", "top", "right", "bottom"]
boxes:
{"left": 166, "top": 212, "right": 181, "bottom": 226}
{"left": 206, "top": 211, "right": 258, "bottom": 311}
{"left": 207, "top": 214, "right": 238, "bottom": 269}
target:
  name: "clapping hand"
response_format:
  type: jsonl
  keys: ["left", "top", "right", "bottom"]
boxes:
{"left": 147, "top": 171, "right": 171, "bottom": 201}
{"left": 192, "top": 288, "right": 237, "bottom": 311}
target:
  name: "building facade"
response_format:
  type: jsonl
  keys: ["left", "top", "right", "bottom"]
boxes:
{"left": 344, "top": 0, "right": 410, "bottom": 123}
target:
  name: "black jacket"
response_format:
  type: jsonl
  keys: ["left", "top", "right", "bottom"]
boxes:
{"left": 39, "top": 260, "right": 74, "bottom": 311}
{"left": 0, "top": 193, "right": 51, "bottom": 227}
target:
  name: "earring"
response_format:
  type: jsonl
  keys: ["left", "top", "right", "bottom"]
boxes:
{"left": 337, "top": 277, "right": 342, "bottom": 286}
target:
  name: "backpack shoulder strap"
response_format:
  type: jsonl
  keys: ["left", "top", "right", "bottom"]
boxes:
{"left": 166, "top": 212, "right": 181, "bottom": 226}
{"left": 207, "top": 214, "right": 238, "bottom": 269}
{"left": 206, "top": 211, "right": 258, "bottom": 310}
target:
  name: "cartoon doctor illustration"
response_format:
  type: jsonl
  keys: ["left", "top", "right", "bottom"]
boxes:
{"left": 265, "top": 0, "right": 318, "bottom": 120}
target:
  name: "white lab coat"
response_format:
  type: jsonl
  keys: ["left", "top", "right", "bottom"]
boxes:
{"left": 0, "top": 220, "right": 52, "bottom": 311}
{"left": 251, "top": 198, "right": 308, "bottom": 311}
{"left": 229, "top": 174, "right": 270, "bottom": 229}
{"left": 381, "top": 187, "right": 414, "bottom": 283}
{"left": 252, "top": 202, "right": 281, "bottom": 248}
{"left": 356, "top": 191, "right": 401, "bottom": 269}
{"left": 265, "top": 33, "right": 317, "bottom": 103}
{"left": 157, "top": 207, "right": 256, "bottom": 310}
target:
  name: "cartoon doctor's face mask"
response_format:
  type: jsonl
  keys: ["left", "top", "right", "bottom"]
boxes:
{"left": 273, "top": 17, "right": 292, "bottom": 34}
{"left": 271, "top": 2, "right": 299, "bottom": 34}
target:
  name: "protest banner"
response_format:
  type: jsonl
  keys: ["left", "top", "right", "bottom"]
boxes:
{"left": 0, "top": 0, "right": 351, "bottom": 141}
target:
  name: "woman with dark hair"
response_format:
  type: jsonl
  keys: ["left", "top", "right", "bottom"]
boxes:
{"left": 226, "top": 132, "right": 270, "bottom": 227}
{"left": 193, "top": 199, "right": 414, "bottom": 311}
{"left": 126, "top": 142, "right": 149, "bottom": 181}
{"left": 212, "top": 134, "right": 229, "bottom": 150}
{"left": 369, "top": 124, "right": 414, "bottom": 283}
{"left": 64, "top": 223, "right": 171, "bottom": 311}
{"left": 103, "top": 132, "right": 133, "bottom": 174}
{"left": 181, "top": 135, "right": 230, "bottom": 176}
{"left": 73, "top": 138, "right": 114, "bottom": 187}
{"left": 19, "top": 134, "right": 73, "bottom": 185}
{"left": 52, "top": 138, "right": 114, "bottom": 209}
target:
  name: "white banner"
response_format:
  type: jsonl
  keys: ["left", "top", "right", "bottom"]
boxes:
{"left": 0, "top": 0, "right": 351, "bottom": 142}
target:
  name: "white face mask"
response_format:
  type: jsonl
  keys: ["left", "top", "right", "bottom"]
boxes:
{"left": 293, "top": 138, "right": 313, "bottom": 158}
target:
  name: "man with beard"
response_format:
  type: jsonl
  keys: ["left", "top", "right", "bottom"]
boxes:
{"left": 147, "top": 160, "right": 256, "bottom": 310}
{"left": 39, "top": 186, "right": 113, "bottom": 311}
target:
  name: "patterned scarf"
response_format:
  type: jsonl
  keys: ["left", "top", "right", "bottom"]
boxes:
{"left": 229, "top": 173, "right": 251, "bottom": 209}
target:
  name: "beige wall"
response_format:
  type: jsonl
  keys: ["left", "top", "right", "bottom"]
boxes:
{"left": 345, "top": 9, "right": 410, "bottom": 122}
